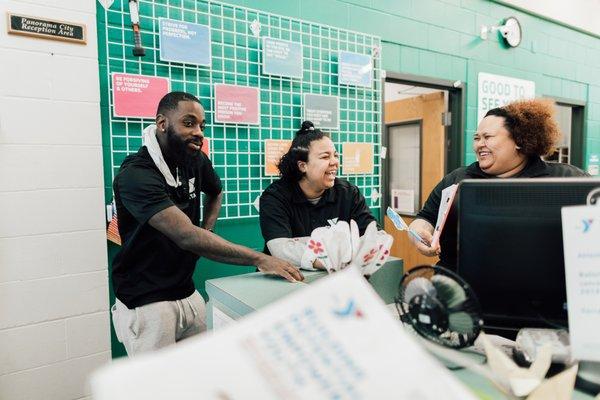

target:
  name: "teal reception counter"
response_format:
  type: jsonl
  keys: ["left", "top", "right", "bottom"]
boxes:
{"left": 205, "top": 257, "right": 403, "bottom": 328}
{"left": 204, "top": 258, "right": 593, "bottom": 399}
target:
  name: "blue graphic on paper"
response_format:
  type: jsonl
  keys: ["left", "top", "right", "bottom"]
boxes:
{"left": 262, "top": 37, "right": 303, "bottom": 78}
{"left": 338, "top": 51, "right": 372, "bottom": 87}
{"left": 332, "top": 299, "right": 364, "bottom": 318}
{"left": 159, "top": 18, "right": 211, "bottom": 66}
{"left": 580, "top": 219, "right": 594, "bottom": 233}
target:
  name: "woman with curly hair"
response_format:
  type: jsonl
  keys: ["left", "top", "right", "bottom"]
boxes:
{"left": 409, "top": 98, "right": 588, "bottom": 269}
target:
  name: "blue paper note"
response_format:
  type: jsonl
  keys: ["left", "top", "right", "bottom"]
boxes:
{"left": 262, "top": 37, "right": 303, "bottom": 79}
{"left": 386, "top": 207, "right": 429, "bottom": 246}
{"left": 159, "top": 18, "right": 211, "bottom": 66}
{"left": 338, "top": 51, "right": 372, "bottom": 87}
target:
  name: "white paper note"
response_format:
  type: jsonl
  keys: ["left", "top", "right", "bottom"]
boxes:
{"left": 92, "top": 268, "right": 476, "bottom": 400}
{"left": 561, "top": 205, "right": 600, "bottom": 362}
{"left": 391, "top": 189, "right": 414, "bottom": 214}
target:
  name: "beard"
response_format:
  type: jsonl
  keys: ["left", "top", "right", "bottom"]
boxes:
{"left": 165, "top": 125, "right": 202, "bottom": 168}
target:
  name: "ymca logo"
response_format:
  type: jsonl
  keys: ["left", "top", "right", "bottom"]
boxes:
{"left": 332, "top": 298, "right": 364, "bottom": 319}
{"left": 188, "top": 178, "right": 196, "bottom": 199}
{"left": 579, "top": 218, "right": 594, "bottom": 233}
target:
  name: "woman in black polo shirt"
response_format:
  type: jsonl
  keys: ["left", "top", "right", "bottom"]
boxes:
{"left": 409, "top": 99, "right": 588, "bottom": 269}
{"left": 259, "top": 121, "right": 376, "bottom": 270}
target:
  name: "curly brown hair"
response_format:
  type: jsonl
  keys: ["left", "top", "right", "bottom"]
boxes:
{"left": 485, "top": 99, "right": 561, "bottom": 157}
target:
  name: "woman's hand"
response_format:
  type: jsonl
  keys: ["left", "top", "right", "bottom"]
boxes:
{"left": 313, "top": 259, "right": 326, "bottom": 270}
{"left": 408, "top": 219, "right": 440, "bottom": 257}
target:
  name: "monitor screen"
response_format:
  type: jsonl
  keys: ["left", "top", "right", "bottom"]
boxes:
{"left": 456, "top": 178, "right": 600, "bottom": 332}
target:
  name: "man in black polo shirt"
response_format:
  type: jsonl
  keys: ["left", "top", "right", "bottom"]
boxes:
{"left": 112, "top": 92, "right": 303, "bottom": 356}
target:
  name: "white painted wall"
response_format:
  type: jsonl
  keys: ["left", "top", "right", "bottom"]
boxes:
{"left": 496, "top": 0, "right": 600, "bottom": 37}
{"left": 0, "top": 1, "right": 110, "bottom": 399}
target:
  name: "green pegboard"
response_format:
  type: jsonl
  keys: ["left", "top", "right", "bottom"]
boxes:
{"left": 99, "top": 0, "right": 382, "bottom": 219}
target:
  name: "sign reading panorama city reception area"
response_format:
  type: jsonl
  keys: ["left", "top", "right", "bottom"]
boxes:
{"left": 303, "top": 94, "right": 339, "bottom": 129}
{"left": 7, "top": 13, "right": 86, "bottom": 44}
{"left": 477, "top": 72, "right": 535, "bottom": 123}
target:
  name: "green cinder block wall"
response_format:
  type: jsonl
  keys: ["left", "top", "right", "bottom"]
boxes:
{"left": 99, "top": 0, "right": 600, "bottom": 357}
{"left": 232, "top": 0, "right": 600, "bottom": 164}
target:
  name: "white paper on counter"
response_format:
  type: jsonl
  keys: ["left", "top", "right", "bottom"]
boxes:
{"left": 561, "top": 205, "right": 600, "bottom": 362}
{"left": 91, "top": 268, "right": 476, "bottom": 400}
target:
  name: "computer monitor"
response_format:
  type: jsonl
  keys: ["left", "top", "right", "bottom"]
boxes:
{"left": 456, "top": 178, "right": 600, "bottom": 333}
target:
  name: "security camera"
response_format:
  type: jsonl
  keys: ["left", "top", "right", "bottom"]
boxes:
{"left": 499, "top": 17, "right": 522, "bottom": 47}
{"left": 480, "top": 17, "right": 522, "bottom": 48}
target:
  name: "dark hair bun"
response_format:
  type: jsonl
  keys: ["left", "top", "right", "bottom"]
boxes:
{"left": 299, "top": 120, "right": 315, "bottom": 134}
{"left": 278, "top": 120, "right": 326, "bottom": 181}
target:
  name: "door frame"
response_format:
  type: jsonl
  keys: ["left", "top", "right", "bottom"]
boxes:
{"left": 543, "top": 95, "right": 586, "bottom": 169}
{"left": 381, "top": 72, "right": 465, "bottom": 219}
{"left": 383, "top": 120, "right": 423, "bottom": 216}
{"left": 383, "top": 72, "right": 465, "bottom": 172}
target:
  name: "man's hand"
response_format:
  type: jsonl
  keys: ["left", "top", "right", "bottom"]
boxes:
{"left": 256, "top": 254, "right": 304, "bottom": 282}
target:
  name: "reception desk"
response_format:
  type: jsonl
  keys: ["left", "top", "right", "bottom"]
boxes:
{"left": 205, "top": 257, "right": 403, "bottom": 328}
{"left": 204, "top": 258, "right": 593, "bottom": 399}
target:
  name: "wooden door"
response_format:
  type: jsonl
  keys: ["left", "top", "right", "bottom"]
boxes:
{"left": 384, "top": 92, "right": 446, "bottom": 271}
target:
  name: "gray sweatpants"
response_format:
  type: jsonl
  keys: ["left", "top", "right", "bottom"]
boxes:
{"left": 111, "top": 290, "right": 206, "bottom": 356}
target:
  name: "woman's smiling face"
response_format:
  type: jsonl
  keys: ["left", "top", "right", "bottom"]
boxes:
{"left": 298, "top": 136, "right": 339, "bottom": 192}
{"left": 473, "top": 115, "right": 526, "bottom": 177}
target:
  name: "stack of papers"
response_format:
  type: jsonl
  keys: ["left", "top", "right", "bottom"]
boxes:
{"left": 431, "top": 184, "right": 458, "bottom": 248}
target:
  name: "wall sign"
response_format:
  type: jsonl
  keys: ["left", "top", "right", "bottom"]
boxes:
{"left": 303, "top": 94, "right": 339, "bottom": 129}
{"left": 7, "top": 13, "right": 86, "bottom": 44}
{"left": 342, "top": 143, "right": 374, "bottom": 174}
{"left": 201, "top": 138, "right": 210, "bottom": 158}
{"left": 338, "top": 51, "right": 372, "bottom": 87}
{"left": 112, "top": 73, "right": 170, "bottom": 118}
{"left": 264, "top": 139, "right": 292, "bottom": 176}
{"left": 262, "top": 37, "right": 303, "bottom": 78}
{"left": 477, "top": 72, "right": 535, "bottom": 124}
{"left": 159, "top": 18, "right": 211, "bottom": 66}
{"left": 214, "top": 84, "right": 260, "bottom": 125}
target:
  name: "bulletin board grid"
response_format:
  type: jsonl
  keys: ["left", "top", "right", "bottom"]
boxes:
{"left": 100, "top": 0, "right": 382, "bottom": 219}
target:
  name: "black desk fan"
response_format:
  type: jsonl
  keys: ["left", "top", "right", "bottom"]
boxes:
{"left": 395, "top": 265, "right": 484, "bottom": 349}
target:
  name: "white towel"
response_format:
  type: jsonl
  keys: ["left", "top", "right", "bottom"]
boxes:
{"left": 298, "top": 220, "right": 393, "bottom": 276}
{"left": 142, "top": 124, "right": 179, "bottom": 187}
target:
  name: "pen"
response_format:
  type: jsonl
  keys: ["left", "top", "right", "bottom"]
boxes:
{"left": 408, "top": 229, "right": 430, "bottom": 247}
{"left": 386, "top": 206, "right": 431, "bottom": 247}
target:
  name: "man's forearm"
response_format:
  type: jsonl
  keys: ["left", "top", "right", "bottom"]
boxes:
{"left": 182, "top": 227, "right": 263, "bottom": 266}
{"left": 149, "top": 205, "right": 262, "bottom": 266}
{"left": 201, "top": 192, "right": 222, "bottom": 230}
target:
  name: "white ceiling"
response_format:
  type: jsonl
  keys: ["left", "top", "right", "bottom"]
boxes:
{"left": 384, "top": 82, "right": 442, "bottom": 102}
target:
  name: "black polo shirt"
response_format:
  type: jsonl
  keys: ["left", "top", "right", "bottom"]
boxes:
{"left": 112, "top": 146, "right": 222, "bottom": 309}
{"left": 259, "top": 178, "right": 376, "bottom": 253}
{"left": 416, "top": 157, "right": 588, "bottom": 270}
